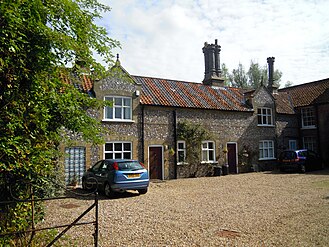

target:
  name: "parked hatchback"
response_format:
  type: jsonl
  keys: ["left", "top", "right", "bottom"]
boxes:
{"left": 82, "top": 159, "right": 149, "bottom": 197}
{"left": 278, "top": 149, "right": 322, "bottom": 173}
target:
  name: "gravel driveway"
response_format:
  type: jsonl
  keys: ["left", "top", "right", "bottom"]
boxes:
{"left": 42, "top": 170, "right": 329, "bottom": 246}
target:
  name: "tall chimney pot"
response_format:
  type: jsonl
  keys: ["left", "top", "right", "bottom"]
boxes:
{"left": 202, "top": 39, "right": 224, "bottom": 87}
{"left": 267, "top": 57, "right": 275, "bottom": 93}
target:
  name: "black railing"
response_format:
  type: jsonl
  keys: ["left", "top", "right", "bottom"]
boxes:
{"left": 0, "top": 178, "right": 99, "bottom": 247}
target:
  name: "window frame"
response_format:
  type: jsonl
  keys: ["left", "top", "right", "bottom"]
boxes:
{"left": 257, "top": 107, "right": 274, "bottom": 126}
{"left": 301, "top": 107, "right": 316, "bottom": 129}
{"left": 104, "top": 141, "right": 132, "bottom": 160}
{"left": 103, "top": 96, "right": 133, "bottom": 122}
{"left": 259, "top": 140, "right": 275, "bottom": 160}
{"left": 288, "top": 140, "right": 297, "bottom": 150}
{"left": 201, "top": 141, "right": 216, "bottom": 163}
{"left": 303, "top": 136, "right": 317, "bottom": 152}
{"left": 177, "top": 140, "right": 187, "bottom": 165}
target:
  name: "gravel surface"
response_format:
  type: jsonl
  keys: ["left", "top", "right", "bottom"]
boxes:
{"left": 41, "top": 170, "right": 329, "bottom": 246}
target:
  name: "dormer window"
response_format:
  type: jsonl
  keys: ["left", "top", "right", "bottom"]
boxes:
{"left": 104, "top": 96, "right": 132, "bottom": 121}
{"left": 301, "top": 107, "right": 315, "bottom": 128}
{"left": 257, "top": 107, "right": 273, "bottom": 126}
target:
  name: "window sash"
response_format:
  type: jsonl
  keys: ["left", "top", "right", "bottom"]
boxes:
{"left": 201, "top": 141, "right": 215, "bottom": 162}
{"left": 289, "top": 140, "right": 297, "bottom": 150}
{"left": 303, "top": 136, "right": 316, "bottom": 152}
{"left": 104, "top": 96, "right": 132, "bottom": 120}
{"left": 177, "top": 141, "right": 186, "bottom": 163}
{"left": 257, "top": 107, "right": 273, "bottom": 126}
{"left": 301, "top": 108, "right": 315, "bottom": 128}
{"left": 104, "top": 142, "right": 132, "bottom": 159}
{"left": 259, "top": 140, "right": 274, "bottom": 160}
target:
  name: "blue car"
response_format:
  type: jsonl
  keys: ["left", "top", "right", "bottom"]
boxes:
{"left": 82, "top": 159, "right": 149, "bottom": 197}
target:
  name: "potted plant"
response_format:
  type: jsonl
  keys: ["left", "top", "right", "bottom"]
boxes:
{"left": 69, "top": 174, "right": 79, "bottom": 188}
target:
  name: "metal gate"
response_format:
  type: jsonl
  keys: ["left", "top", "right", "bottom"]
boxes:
{"left": 0, "top": 178, "right": 99, "bottom": 246}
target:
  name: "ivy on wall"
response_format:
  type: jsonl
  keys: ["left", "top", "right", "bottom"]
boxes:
{"left": 177, "top": 120, "right": 212, "bottom": 166}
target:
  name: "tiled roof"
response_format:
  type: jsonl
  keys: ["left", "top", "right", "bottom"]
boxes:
{"left": 60, "top": 73, "right": 93, "bottom": 92}
{"left": 274, "top": 92, "right": 295, "bottom": 114}
{"left": 133, "top": 76, "right": 252, "bottom": 112}
{"left": 279, "top": 78, "right": 329, "bottom": 107}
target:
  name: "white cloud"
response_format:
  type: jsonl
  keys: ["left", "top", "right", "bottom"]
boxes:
{"left": 97, "top": 0, "right": 329, "bottom": 85}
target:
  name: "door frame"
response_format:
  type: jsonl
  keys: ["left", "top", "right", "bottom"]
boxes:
{"left": 226, "top": 142, "right": 238, "bottom": 174}
{"left": 148, "top": 145, "right": 164, "bottom": 180}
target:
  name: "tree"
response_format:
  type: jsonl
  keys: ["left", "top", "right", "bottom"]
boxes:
{"left": 0, "top": 0, "right": 119, "bottom": 244}
{"left": 247, "top": 61, "right": 266, "bottom": 88}
{"left": 229, "top": 63, "right": 248, "bottom": 88}
{"left": 284, "top": 81, "right": 293, "bottom": 88}
{"left": 225, "top": 61, "right": 282, "bottom": 89}
{"left": 220, "top": 63, "right": 230, "bottom": 86}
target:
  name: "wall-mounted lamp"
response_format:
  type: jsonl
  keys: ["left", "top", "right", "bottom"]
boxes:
{"left": 242, "top": 148, "right": 249, "bottom": 157}
{"left": 135, "top": 90, "right": 140, "bottom": 96}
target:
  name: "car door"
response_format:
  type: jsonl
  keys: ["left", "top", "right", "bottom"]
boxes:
{"left": 86, "top": 160, "right": 104, "bottom": 189}
{"left": 104, "top": 160, "right": 116, "bottom": 184}
{"left": 306, "top": 151, "right": 317, "bottom": 170}
{"left": 94, "top": 161, "right": 108, "bottom": 189}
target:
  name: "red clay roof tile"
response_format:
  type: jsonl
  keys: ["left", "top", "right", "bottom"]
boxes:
{"left": 279, "top": 78, "right": 329, "bottom": 107}
{"left": 133, "top": 75, "right": 252, "bottom": 112}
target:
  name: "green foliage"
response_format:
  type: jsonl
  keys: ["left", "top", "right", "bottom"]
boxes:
{"left": 0, "top": 0, "right": 119, "bottom": 244}
{"left": 177, "top": 121, "right": 211, "bottom": 165}
{"left": 224, "top": 61, "right": 282, "bottom": 89}
{"left": 229, "top": 63, "right": 248, "bottom": 88}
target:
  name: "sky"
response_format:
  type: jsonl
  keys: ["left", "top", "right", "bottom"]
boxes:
{"left": 96, "top": 0, "right": 329, "bottom": 86}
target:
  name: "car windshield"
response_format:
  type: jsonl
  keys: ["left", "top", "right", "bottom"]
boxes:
{"left": 297, "top": 151, "right": 307, "bottom": 158}
{"left": 118, "top": 161, "right": 144, "bottom": 171}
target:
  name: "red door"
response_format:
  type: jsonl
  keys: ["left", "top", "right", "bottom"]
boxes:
{"left": 149, "top": 146, "right": 163, "bottom": 179}
{"left": 227, "top": 143, "right": 237, "bottom": 174}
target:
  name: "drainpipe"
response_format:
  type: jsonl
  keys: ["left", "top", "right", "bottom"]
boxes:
{"left": 315, "top": 105, "right": 322, "bottom": 161}
{"left": 141, "top": 105, "right": 145, "bottom": 163}
{"left": 173, "top": 109, "right": 177, "bottom": 179}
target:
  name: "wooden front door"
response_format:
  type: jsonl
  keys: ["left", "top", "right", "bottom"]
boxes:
{"left": 149, "top": 146, "right": 163, "bottom": 179}
{"left": 227, "top": 143, "right": 237, "bottom": 174}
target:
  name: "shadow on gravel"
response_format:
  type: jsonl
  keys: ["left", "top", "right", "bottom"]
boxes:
{"left": 64, "top": 188, "right": 140, "bottom": 201}
{"left": 265, "top": 168, "right": 329, "bottom": 175}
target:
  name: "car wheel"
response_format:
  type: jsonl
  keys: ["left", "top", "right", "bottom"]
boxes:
{"left": 104, "top": 183, "right": 114, "bottom": 198}
{"left": 300, "top": 164, "right": 306, "bottom": 173}
{"left": 138, "top": 188, "right": 148, "bottom": 195}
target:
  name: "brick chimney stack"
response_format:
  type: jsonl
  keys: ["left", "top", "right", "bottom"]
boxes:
{"left": 202, "top": 39, "right": 224, "bottom": 87}
{"left": 267, "top": 57, "right": 275, "bottom": 93}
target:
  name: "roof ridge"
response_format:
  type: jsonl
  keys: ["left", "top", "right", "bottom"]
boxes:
{"left": 132, "top": 75, "right": 199, "bottom": 85}
{"left": 279, "top": 77, "right": 329, "bottom": 91}
{"left": 132, "top": 74, "right": 244, "bottom": 91}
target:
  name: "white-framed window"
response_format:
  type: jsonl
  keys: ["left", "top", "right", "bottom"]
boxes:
{"left": 104, "top": 142, "right": 132, "bottom": 159}
{"left": 301, "top": 107, "right": 315, "bottom": 128}
{"left": 288, "top": 140, "right": 297, "bottom": 150}
{"left": 201, "top": 141, "right": 215, "bottom": 162}
{"left": 303, "top": 136, "right": 317, "bottom": 152}
{"left": 257, "top": 107, "right": 273, "bottom": 126}
{"left": 104, "top": 96, "right": 132, "bottom": 121}
{"left": 177, "top": 141, "right": 186, "bottom": 164}
{"left": 259, "top": 140, "right": 275, "bottom": 160}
